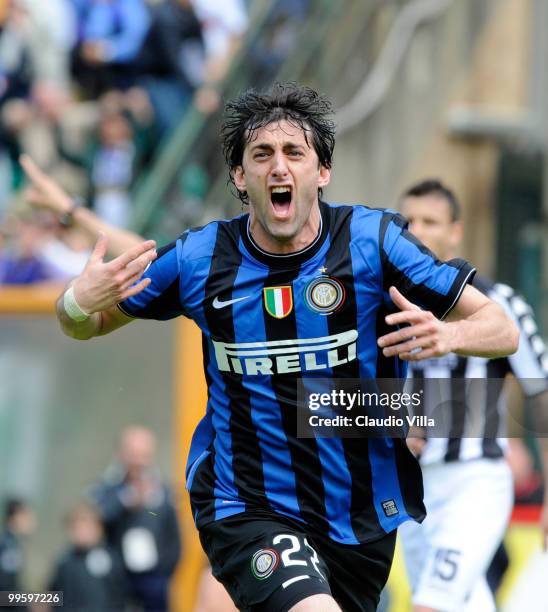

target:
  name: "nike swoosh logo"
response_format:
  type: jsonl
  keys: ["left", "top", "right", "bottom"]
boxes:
{"left": 212, "top": 295, "right": 251, "bottom": 309}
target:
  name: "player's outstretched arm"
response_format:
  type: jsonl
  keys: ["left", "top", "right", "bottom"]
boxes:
{"left": 378, "top": 285, "right": 519, "bottom": 361}
{"left": 20, "top": 155, "right": 143, "bottom": 257}
{"left": 57, "top": 233, "right": 157, "bottom": 340}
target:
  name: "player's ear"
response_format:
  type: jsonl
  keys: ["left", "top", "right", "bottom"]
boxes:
{"left": 232, "top": 166, "right": 246, "bottom": 192}
{"left": 318, "top": 165, "right": 331, "bottom": 188}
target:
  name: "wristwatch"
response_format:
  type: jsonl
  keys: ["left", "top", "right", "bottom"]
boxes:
{"left": 59, "top": 197, "right": 83, "bottom": 228}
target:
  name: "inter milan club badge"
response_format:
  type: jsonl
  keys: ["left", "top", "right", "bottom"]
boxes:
{"left": 264, "top": 286, "right": 293, "bottom": 318}
{"left": 251, "top": 548, "right": 280, "bottom": 580}
{"left": 304, "top": 277, "right": 345, "bottom": 315}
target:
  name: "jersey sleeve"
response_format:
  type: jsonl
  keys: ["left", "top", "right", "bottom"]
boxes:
{"left": 490, "top": 283, "right": 548, "bottom": 397}
{"left": 380, "top": 212, "right": 475, "bottom": 320}
{"left": 118, "top": 235, "right": 187, "bottom": 320}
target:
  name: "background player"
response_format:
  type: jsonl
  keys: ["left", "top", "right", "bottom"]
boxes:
{"left": 53, "top": 84, "right": 518, "bottom": 612}
{"left": 398, "top": 179, "right": 548, "bottom": 612}
{"left": 91, "top": 426, "right": 181, "bottom": 612}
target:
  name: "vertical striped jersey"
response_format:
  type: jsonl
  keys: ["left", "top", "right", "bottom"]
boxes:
{"left": 119, "top": 202, "right": 475, "bottom": 544}
{"left": 408, "top": 276, "right": 548, "bottom": 466}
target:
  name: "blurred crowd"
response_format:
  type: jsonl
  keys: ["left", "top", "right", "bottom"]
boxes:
{"left": 1, "top": 430, "right": 544, "bottom": 611}
{"left": 0, "top": 0, "right": 318, "bottom": 288}
{"left": 0, "top": 0, "right": 317, "bottom": 288}
{"left": 0, "top": 0, "right": 249, "bottom": 285}
{"left": 0, "top": 426, "right": 182, "bottom": 612}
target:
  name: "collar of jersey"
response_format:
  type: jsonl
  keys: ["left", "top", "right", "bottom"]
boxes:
{"left": 240, "top": 201, "right": 330, "bottom": 269}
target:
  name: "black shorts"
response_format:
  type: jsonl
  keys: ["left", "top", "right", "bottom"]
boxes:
{"left": 198, "top": 511, "right": 396, "bottom": 612}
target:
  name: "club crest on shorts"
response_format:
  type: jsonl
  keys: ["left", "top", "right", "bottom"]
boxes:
{"left": 264, "top": 286, "right": 293, "bottom": 318}
{"left": 251, "top": 548, "right": 279, "bottom": 580}
{"left": 304, "top": 277, "right": 345, "bottom": 315}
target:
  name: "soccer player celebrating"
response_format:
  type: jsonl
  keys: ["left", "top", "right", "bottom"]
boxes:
{"left": 54, "top": 84, "right": 519, "bottom": 612}
{"left": 398, "top": 180, "right": 548, "bottom": 612}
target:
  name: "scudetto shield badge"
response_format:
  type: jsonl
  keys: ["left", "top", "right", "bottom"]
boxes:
{"left": 304, "top": 277, "right": 345, "bottom": 314}
{"left": 251, "top": 548, "right": 279, "bottom": 580}
{"left": 264, "top": 286, "right": 293, "bottom": 318}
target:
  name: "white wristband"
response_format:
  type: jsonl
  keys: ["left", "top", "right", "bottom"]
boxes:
{"left": 63, "top": 286, "right": 90, "bottom": 322}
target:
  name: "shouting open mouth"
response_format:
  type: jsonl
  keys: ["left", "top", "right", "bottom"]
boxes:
{"left": 270, "top": 185, "right": 293, "bottom": 220}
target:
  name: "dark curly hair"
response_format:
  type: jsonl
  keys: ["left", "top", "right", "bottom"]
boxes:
{"left": 221, "top": 82, "right": 336, "bottom": 204}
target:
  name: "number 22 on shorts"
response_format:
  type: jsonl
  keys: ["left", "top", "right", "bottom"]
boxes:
{"left": 273, "top": 533, "right": 325, "bottom": 579}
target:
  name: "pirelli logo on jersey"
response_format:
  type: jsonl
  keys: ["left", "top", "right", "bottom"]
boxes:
{"left": 212, "top": 330, "right": 358, "bottom": 375}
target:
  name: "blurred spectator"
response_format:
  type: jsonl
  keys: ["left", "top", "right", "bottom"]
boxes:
{"left": 90, "top": 426, "right": 181, "bottom": 612}
{"left": 0, "top": 212, "right": 52, "bottom": 283}
{"left": 0, "top": 204, "right": 92, "bottom": 284}
{"left": 0, "top": 206, "right": 88, "bottom": 285}
{"left": 137, "top": 0, "right": 203, "bottom": 134}
{"left": 0, "top": 0, "right": 75, "bottom": 182}
{"left": 0, "top": 0, "right": 74, "bottom": 105}
{"left": 55, "top": 89, "right": 153, "bottom": 227}
{"left": 250, "top": 0, "right": 311, "bottom": 78}
{"left": 190, "top": 0, "right": 248, "bottom": 114}
{"left": 191, "top": 0, "right": 246, "bottom": 67}
{"left": 49, "top": 502, "right": 129, "bottom": 612}
{"left": 21, "top": 154, "right": 144, "bottom": 255}
{"left": 37, "top": 223, "right": 93, "bottom": 280}
{"left": 0, "top": 499, "right": 36, "bottom": 594}
{"left": 71, "top": 0, "right": 150, "bottom": 98}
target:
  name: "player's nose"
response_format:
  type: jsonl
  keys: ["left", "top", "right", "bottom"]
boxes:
{"left": 270, "top": 151, "right": 289, "bottom": 177}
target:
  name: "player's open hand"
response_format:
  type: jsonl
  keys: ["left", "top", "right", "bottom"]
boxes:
{"left": 72, "top": 234, "right": 157, "bottom": 314}
{"left": 20, "top": 154, "right": 74, "bottom": 215}
{"left": 377, "top": 287, "right": 457, "bottom": 361}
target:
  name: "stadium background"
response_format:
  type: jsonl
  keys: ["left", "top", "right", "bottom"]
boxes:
{"left": 0, "top": 0, "right": 546, "bottom": 610}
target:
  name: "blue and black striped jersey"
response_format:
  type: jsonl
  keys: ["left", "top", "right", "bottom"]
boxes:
{"left": 119, "top": 202, "right": 475, "bottom": 544}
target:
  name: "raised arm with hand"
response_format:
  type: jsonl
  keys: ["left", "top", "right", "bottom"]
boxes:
{"left": 378, "top": 285, "right": 519, "bottom": 361}
{"left": 57, "top": 234, "right": 156, "bottom": 340}
{"left": 20, "top": 155, "right": 143, "bottom": 256}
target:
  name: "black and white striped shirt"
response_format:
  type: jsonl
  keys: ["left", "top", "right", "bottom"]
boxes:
{"left": 408, "top": 276, "right": 548, "bottom": 465}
